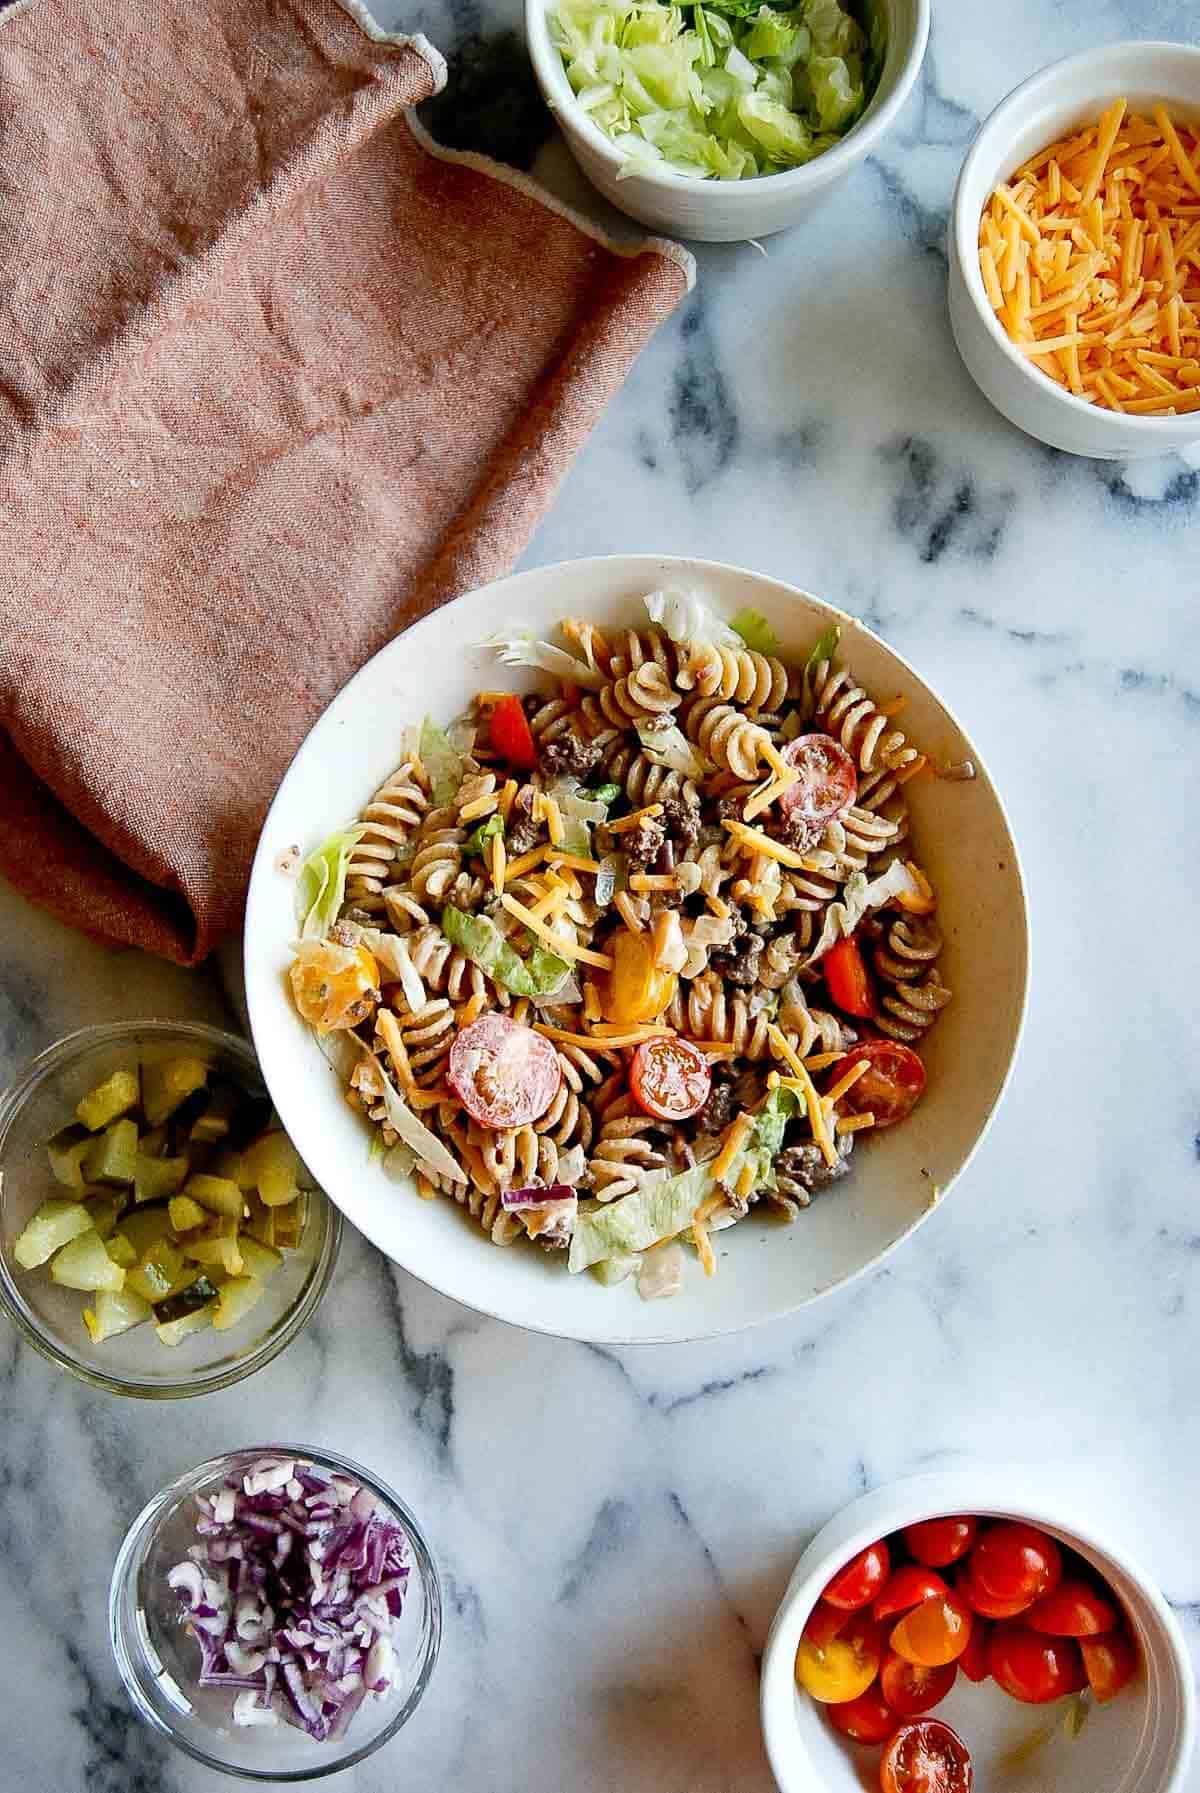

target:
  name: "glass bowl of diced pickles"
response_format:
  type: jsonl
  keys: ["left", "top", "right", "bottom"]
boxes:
{"left": 0, "top": 1022, "right": 341, "bottom": 1397}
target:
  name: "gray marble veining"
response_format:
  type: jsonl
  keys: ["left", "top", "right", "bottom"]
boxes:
{"left": 1, "top": 0, "right": 1197, "bottom": 1786}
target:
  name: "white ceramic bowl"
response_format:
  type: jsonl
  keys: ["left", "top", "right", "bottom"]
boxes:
{"left": 244, "top": 555, "right": 1028, "bottom": 1344}
{"left": 525, "top": 0, "right": 929, "bottom": 242}
{"left": 949, "top": 42, "right": 1200, "bottom": 461}
{"left": 762, "top": 1471, "right": 1196, "bottom": 1793}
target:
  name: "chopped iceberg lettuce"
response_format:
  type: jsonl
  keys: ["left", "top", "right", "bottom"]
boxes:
{"left": 363, "top": 1050, "right": 467, "bottom": 1184}
{"left": 803, "top": 859, "right": 917, "bottom": 966}
{"left": 568, "top": 1160, "right": 713, "bottom": 1272}
{"left": 636, "top": 721, "right": 711, "bottom": 781}
{"left": 296, "top": 828, "right": 365, "bottom": 940}
{"left": 441, "top": 906, "right": 571, "bottom": 998}
{"left": 804, "top": 622, "right": 842, "bottom": 671}
{"left": 645, "top": 587, "right": 740, "bottom": 646}
{"left": 487, "top": 625, "right": 606, "bottom": 689}
{"left": 418, "top": 718, "right": 465, "bottom": 807}
{"left": 730, "top": 608, "right": 782, "bottom": 656}
{"left": 465, "top": 813, "right": 505, "bottom": 857}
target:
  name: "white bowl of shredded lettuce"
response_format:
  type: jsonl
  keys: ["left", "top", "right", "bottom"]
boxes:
{"left": 526, "top": 0, "right": 928, "bottom": 240}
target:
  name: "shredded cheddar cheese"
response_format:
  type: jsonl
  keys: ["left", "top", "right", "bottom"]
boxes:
{"left": 837, "top": 1112, "right": 876, "bottom": 1134}
{"left": 768, "top": 1025, "right": 838, "bottom": 1169}
{"left": 982, "top": 102, "right": 1200, "bottom": 412}
{"left": 503, "top": 845, "right": 548, "bottom": 883}
{"left": 606, "top": 802, "right": 665, "bottom": 834}
{"left": 456, "top": 991, "right": 486, "bottom": 1029}
{"left": 582, "top": 979, "right": 603, "bottom": 1025}
{"left": 534, "top": 1024, "right": 669, "bottom": 1050}
{"left": 821, "top": 1057, "right": 871, "bottom": 1109}
{"left": 629, "top": 873, "right": 678, "bottom": 891}
{"left": 692, "top": 1211, "right": 717, "bottom": 1276}
{"left": 734, "top": 1161, "right": 757, "bottom": 1201}
{"left": 490, "top": 833, "right": 506, "bottom": 899}
{"left": 375, "top": 1009, "right": 413, "bottom": 1088}
{"left": 458, "top": 792, "right": 499, "bottom": 823}
{"left": 497, "top": 778, "right": 518, "bottom": 822}
{"left": 722, "top": 819, "right": 816, "bottom": 869}
{"left": 547, "top": 853, "right": 603, "bottom": 874}
{"left": 713, "top": 1113, "right": 753, "bottom": 1181}
{"left": 499, "top": 894, "right": 615, "bottom": 969}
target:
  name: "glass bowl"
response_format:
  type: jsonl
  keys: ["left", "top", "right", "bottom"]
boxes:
{"left": 109, "top": 1444, "right": 442, "bottom": 1779}
{"left": 0, "top": 1022, "right": 340, "bottom": 1397}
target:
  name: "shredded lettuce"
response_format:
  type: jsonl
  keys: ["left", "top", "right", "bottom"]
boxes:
{"left": 587, "top": 782, "right": 622, "bottom": 806}
{"left": 297, "top": 828, "right": 365, "bottom": 940}
{"left": 550, "top": 0, "right": 877, "bottom": 181}
{"left": 487, "top": 625, "right": 606, "bottom": 689}
{"left": 363, "top": 1050, "right": 467, "bottom": 1184}
{"left": 804, "top": 623, "right": 841, "bottom": 672}
{"left": 360, "top": 928, "right": 426, "bottom": 1011}
{"left": 568, "top": 1160, "right": 713, "bottom": 1273}
{"left": 465, "top": 813, "right": 504, "bottom": 857}
{"left": 722, "top": 1084, "right": 801, "bottom": 1193}
{"left": 418, "top": 718, "right": 464, "bottom": 807}
{"left": 644, "top": 586, "right": 739, "bottom": 647}
{"left": 803, "top": 859, "right": 916, "bottom": 965}
{"left": 590, "top": 1251, "right": 641, "bottom": 1286}
{"left": 441, "top": 906, "right": 570, "bottom": 997}
{"left": 730, "top": 608, "right": 782, "bottom": 656}
{"left": 636, "top": 721, "right": 711, "bottom": 780}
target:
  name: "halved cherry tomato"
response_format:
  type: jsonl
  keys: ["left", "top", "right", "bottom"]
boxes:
{"left": 1080, "top": 1629, "right": 1139, "bottom": 1703}
{"left": 778, "top": 734, "right": 857, "bottom": 825}
{"left": 629, "top": 1036, "right": 711, "bottom": 1121}
{"left": 795, "top": 1613, "right": 882, "bottom": 1705}
{"left": 956, "top": 1559, "right": 1036, "bottom": 1621}
{"left": 824, "top": 936, "right": 874, "bottom": 1017}
{"left": 827, "top": 1684, "right": 898, "bottom": 1745}
{"left": 880, "top": 1647, "right": 956, "bottom": 1717}
{"left": 1024, "top": 1577, "right": 1117, "bottom": 1637}
{"left": 968, "top": 1522, "right": 1061, "bottom": 1611}
{"left": 874, "top": 1567, "right": 950, "bottom": 1622}
{"left": 823, "top": 1540, "right": 891, "bottom": 1611}
{"left": 890, "top": 1592, "right": 972, "bottom": 1668}
{"left": 289, "top": 941, "right": 379, "bottom": 1033}
{"left": 987, "top": 1623, "right": 1085, "bottom": 1704}
{"left": 903, "top": 1517, "right": 978, "bottom": 1568}
{"left": 958, "top": 1616, "right": 991, "bottom": 1683}
{"left": 880, "top": 1719, "right": 972, "bottom": 1793}
{"left": 803, "top": 1600, "right": 849, "bottom": 1648}
{"left": 447, "top": 1013, "right": 561, "bottom": 1130}
{"left": 833, "top": 1041, "right": 926, "bottom": 1128}
{"left": 601, "top": 929, "right": 677, "bottom": 1027}
{"left": 488, "top": 694, "right": 537, "bottom": 770}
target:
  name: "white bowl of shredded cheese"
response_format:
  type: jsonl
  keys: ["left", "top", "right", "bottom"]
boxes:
{"left": 949, "top": 41, "right": 1200, "bottom": 461}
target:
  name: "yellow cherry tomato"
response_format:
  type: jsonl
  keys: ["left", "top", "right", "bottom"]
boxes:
{"left": 794, "top": 1614, "right": 882, "bottom": 1704}
{"left": 602, "top": 929, "right": 677, "bottom": 1027}
{"left": 289, "top": 941, "right": 379, "bottom": 1032}
{"left": 890, "top": 1594, "right": 972, "bottom": 1668}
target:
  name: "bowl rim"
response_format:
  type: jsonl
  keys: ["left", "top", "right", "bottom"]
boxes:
{"left": 524, "top": 0, "right": 930, "bottom": 196}
{"left": 0, "top": 1020, "right": 342, "bottom": 1398}
{"left": 108, "top": 1441, "right": 443, "bottom": 1781}
{"left": 761, "top": 1469, "right": 1197, "bottom": 1793}
{"left": 244, "top": 551, "right": 1031, "bottom": 1345}
{"left": 951, "top": 38, "right": 1200, "bottom": 439}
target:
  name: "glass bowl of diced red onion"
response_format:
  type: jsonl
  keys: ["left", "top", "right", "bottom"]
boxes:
{"left": 109, "top": 1445, "right": 442, "bottom": 1779}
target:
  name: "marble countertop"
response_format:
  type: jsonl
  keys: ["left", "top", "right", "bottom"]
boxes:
{"left": 3, "top": 0, "right": 1198, "bottom": 1787}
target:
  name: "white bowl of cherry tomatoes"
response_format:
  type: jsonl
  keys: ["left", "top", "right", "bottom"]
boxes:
{"left": 761, "top": 1471, "right": 1195, "bottom": 1793}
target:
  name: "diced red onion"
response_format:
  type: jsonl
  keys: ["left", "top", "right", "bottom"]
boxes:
{"left": 501, "top": 1183, "right": 574, "bottom": 1211}
{"left": 168, "top": 1456, "right": 411, "bottom": 1744}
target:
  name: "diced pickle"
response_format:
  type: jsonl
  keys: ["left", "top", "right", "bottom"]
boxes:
{"left": 76, "top": 1068, "right": 139, "bottom": 1132}
{"left": 167, "top": 1194, "right": 208, "bottom": 1234}
{"left": 50, "top": 1229, "right": 126, "bottom": 1293}
{"left": 126, "top": 1239, "right": 186, "bottom": 1304}
{"left": 46, "top": 1125, "right": 93, "bottom": 1190}
{"left": 83, "top": 1118, "right": 139, "bottom": 1186}
{"left": 84, "top": 1195, "right": 123, "bottom": 1240}
{"left": 244, "top": 1131, "right": 303, "bottom": 1207}
{"left": 118, "top": 1203, "right": 174, "bottom": 1257}
{"left": 236, "top": 1235, "right": 283, "bottom": 1280}
{"left": 105, "top": 1233, "right": 137, "bottom": 1268}
{"left": 13, "top": 1198, "right": 93, "bottom": 1269}
{"left": 273, "top": 1192, "right": 307, "bottom": 1250}
{"left": 138, "top": 1125, "right": 168, "bottom": 1159}
{"left": 189, "top": 1085, "right": 238, "bottom": 1145}
{"left": 83, "top": 1286, "right": 153, "bottom": 1342}
{"left": 212, "top": 1149, "right": 251, "bottom": 1190}
{"left": 155, "top": 1301, "right": 217, "bottom": 1347}
{"left": 243, "top": 1193, "right": 276, "bottom": 1247}
{"left": 133, "top": 1153, "right": 189, "bottom": 1205}
{"left": 142, "top": 1056, "right": 208, "bottom": 1127}
{"left": 212, "top": 1275, "right": 266, "bottom": 1331}
{"left": 154, "top": 1275, "right": 219, "bottom": 1322}
{"left": 183, "top": 1174, "right": 245, "bottom": 1219}
{"left": 184, "top": 1232, "right": 244, "bottom": 1277}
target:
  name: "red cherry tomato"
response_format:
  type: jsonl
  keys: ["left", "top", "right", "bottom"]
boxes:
{"left": 874, "top": 1567, "right": 950, "bottom": 1622}
{"left": 1025, "top": 1578, "right": 1117, "bottom": 1638}
{"left": 890, "top": 1593, "right": 973, "bottom": 1668}
{"left": 803, "top": 1600, "right": 850, "bottom": 1648}
{"left": 822, "top": 1540, "right": 891, "bottom": 1612}
{"left": 969, "top": 1522, "right": 1062, "bottom": 1610}
{"left": 629, "top": 1035, "right": 711, "bottom": 1122}
{"left": 778, "top": 733, "right": 857, "bottom": 825}
{"left": 826, "top": 1684, "right": 898, "bottom": 1745}
{"left": 957, "top": 1559, "right": 1036, "bottom": 1620}
{"left": 447, "top": 1014, "right": 561, "bottom": 1130}
{"left": 958, "top": 1616, "right": 991, "bottom": 1683}
{"left": 880, "top": 1719, "right": 973, "bottom": 1793}
{"left": 488, "top": 694, "right": 538, "bottom": 770}
{"left": 987, "top": 1623, "right": 1085, "bottom": 1704}
{"left": 823, "top": 936, "right": 875, "bottom": 1018}
{"left": 1080, "top": 1629, "right": 1139, "bottom": 1703}
{"left": 833, "top": 1041, "right": 926, "bottom": 1128}
{"left": 903, "top": 1517, "right": 978, "bottom": 1568}
{"left": 881, "top": 1647, "right": 957, "bottom": 1717}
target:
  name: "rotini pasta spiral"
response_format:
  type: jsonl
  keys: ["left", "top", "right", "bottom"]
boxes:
{"left": 679, "top": 640, "right": 792, "bottom": 712}
{"left": 809, "top": 659, "right": 923, "bottom": 774}
{"left": 666, "top": 971, "right": 775, "bottom": 1060}
{"left": 591, "top": 663, "right": 682, "bottom": 728}
{"left": 873, "top": 915, "right": 952, "bottom": 1043}
{"left": 683, "top": 695, "right": 772, "bottom": 781}
{"left": 776, "top": 980, "right": 857, "bottom": 1056}
{"left": 344, "top": 759, "right": 430, "bottom": 913}
{"left": 587, "top": 1096, "right": 673, "bottom": 1201}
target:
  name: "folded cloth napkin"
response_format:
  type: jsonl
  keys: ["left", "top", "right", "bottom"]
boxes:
{"left": 0, "top": 0, "right": 691, "bottom": 964}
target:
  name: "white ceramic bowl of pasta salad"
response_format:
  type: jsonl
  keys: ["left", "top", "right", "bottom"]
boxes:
{"left": 244, "top": 556, "right": 1028, "bottom": 1344}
